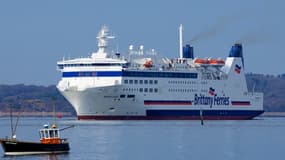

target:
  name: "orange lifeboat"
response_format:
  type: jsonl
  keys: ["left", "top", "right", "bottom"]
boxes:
{"left": 194, "top": 59, "right": 210, "bottom": 64}
{"left": 209, "top": 59, "right": 225, "bottom": 65}
{"left": 143, "top": 60, "right": 153, "bottom": 68}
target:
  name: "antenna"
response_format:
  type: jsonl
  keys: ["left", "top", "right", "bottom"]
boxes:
{"left": 179, "top": 24, "right": 183, "bottom": 59}
{"left": 51, "top": 96, "right": 57, "bottom": 128}
{"left": 10, "top": 106, "right": 14, "bottom": 139}
{"left": 116, "top": 42, "right": 119, "bottom": 54}
{"left": 96, "top": 26, "right": 115, "bottom": 54}
{"left": 12, "top": 111, "right": 21, "bottom": 138}
{"left": 9, "top": 104, "right": 22, "bottom": 139}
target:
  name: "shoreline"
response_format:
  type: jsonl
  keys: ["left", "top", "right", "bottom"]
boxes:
{"left": 0, "top": 111, "right": 73, "bottom": 117}
{"left": 1, "top": 111, "right": 285, "bottom": 117}
{"left": 260, "top": 112, "right": 285, "bottom": 117}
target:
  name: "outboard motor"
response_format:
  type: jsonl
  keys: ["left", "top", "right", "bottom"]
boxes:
{"left": 229, "top": 43, "right": 244, "bottom": 67}
{"left": 183, "top": 44, "right": 194, "bottom": 59}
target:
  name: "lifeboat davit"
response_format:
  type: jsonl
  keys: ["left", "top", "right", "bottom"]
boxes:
{"left": 143, "top": 60, "right": 153, "bottom": 68}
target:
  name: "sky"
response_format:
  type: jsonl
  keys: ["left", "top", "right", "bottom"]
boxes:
{"left": 0, "top": 0, "right": 284, "bottom": 85}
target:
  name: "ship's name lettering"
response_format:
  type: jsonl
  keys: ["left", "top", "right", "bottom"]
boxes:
{"left": 194, "top": 94, "right": 230, "bottom": 107}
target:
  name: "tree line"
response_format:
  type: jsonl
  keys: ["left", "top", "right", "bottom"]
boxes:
{"left": 0, "top": 73, "right": 285, "bottom": 115}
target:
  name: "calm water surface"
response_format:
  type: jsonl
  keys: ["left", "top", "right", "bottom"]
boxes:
{"left": 0, "top": 117, "right": 284, "bottom": 160}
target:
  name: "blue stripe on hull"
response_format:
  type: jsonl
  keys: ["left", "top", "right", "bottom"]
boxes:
{"left": 146, "top": 109, "right": 264, "bottom": 119}
{"left": 77, "top": 110, "right": 264, "bottom": 120}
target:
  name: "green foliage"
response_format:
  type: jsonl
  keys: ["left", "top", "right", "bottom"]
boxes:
{"left": 246, "top": 73, "right": 285, "bottom": 111}
{"left": 0, "top": 84, "right": 76, "bottom": 115}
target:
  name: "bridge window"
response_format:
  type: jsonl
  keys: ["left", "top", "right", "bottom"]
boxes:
{"left": 49, "top": 130, "right": 54, "bottom": 138}
{"left": 55, "top": 130, "right": 59, "bottom": 138}
{"left": 45, "top": 130, "right": 49, "bottom": 138}
{"left": 63, "top": 63, "right": 123, "bottom": 67}
{"left": 57, "top": 64, "right": 64, "bottom": 69}
{"left": 40, "top": 130, "right": 44, "bottom": 139}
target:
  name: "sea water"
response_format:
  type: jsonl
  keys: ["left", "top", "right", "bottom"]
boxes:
{"left": 0, "top": 117, "right": 285, "bottom": 160}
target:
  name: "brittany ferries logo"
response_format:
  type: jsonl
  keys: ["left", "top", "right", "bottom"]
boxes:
{"left": 208, "top": 87, "right": 215, "bottom": 96}
{"left": 235, "top": 64, "right": 241, "bottom": 74}
{"left": 194, "top": 87, "right": 230, "bottom": 108}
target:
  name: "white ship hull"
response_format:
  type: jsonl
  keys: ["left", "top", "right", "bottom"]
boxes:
{"left": 60, "top": 87, "right": 263, "bottom": 120}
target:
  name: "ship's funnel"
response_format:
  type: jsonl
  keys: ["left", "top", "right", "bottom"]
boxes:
{"left": 229, "top": 43, "right": 244, "bottom": 67}
{"left": 183, "top": 44, "right": 194, "bottom": 59}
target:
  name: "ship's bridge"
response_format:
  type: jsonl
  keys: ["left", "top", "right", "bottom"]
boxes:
{"left": 57, "top": 25, "right": 127, "bottom": 72}
{"left": 57, "top": 57, "right": 127, "bottom": 71}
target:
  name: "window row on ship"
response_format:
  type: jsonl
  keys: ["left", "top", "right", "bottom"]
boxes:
{"left": 122, "top": 87, "right": 201, "bottom": 93}
{"left": 122, "top": 88, "right": 159, "bottom": 93}
{"left": 124, "top": 79, "right": 200, "bottom": 85}
{"left": 124, "top": 79, "right": 158, "bottom": 85}
{"left": 168, "top": 80, "right": 198, "bottom": 85}
{"left": 58, "top": 63, "right": 123, "bottom": 69}
{"left": 168, "top": 88, "right": 198, "bottom": 92}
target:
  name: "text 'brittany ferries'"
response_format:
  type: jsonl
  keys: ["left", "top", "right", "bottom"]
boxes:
{"left": 194, "top": 94, "right": 230, "bottom": 108}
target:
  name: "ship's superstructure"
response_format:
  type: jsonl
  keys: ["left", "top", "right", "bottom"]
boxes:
{"left": 57, "top": 25, "right": 264, "bottom": 120}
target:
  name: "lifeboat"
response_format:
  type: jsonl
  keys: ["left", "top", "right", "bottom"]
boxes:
{"left": 194, "top": 59, "right": 210, "bottom": 65}
{"left": 209, "top": 59, "right": 225, "bottom": 66}
{"left": 143, "top": 60, "right": 153, "bottom": 68}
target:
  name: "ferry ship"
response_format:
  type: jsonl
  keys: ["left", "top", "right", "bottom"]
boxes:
{"left": 57, "top": 25, "right": 264, "bottom": 120}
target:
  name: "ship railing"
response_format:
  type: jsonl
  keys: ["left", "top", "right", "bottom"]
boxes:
{"left": 244, "top": 92, "right": 263, "bottom": 97}
{"left": 60, "top": 138, "right": 68, "bottom": 143}
{"left": 0, "top": 137, "right": 17, "bottom": 141}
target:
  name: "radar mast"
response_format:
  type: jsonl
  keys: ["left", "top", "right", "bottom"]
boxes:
{"left": 92, "top": 26, "right": 114, "bottom": 58}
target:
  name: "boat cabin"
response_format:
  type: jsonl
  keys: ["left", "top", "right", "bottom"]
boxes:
{"left": 39, "top": 124, "right": 61, "bottom": 144}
